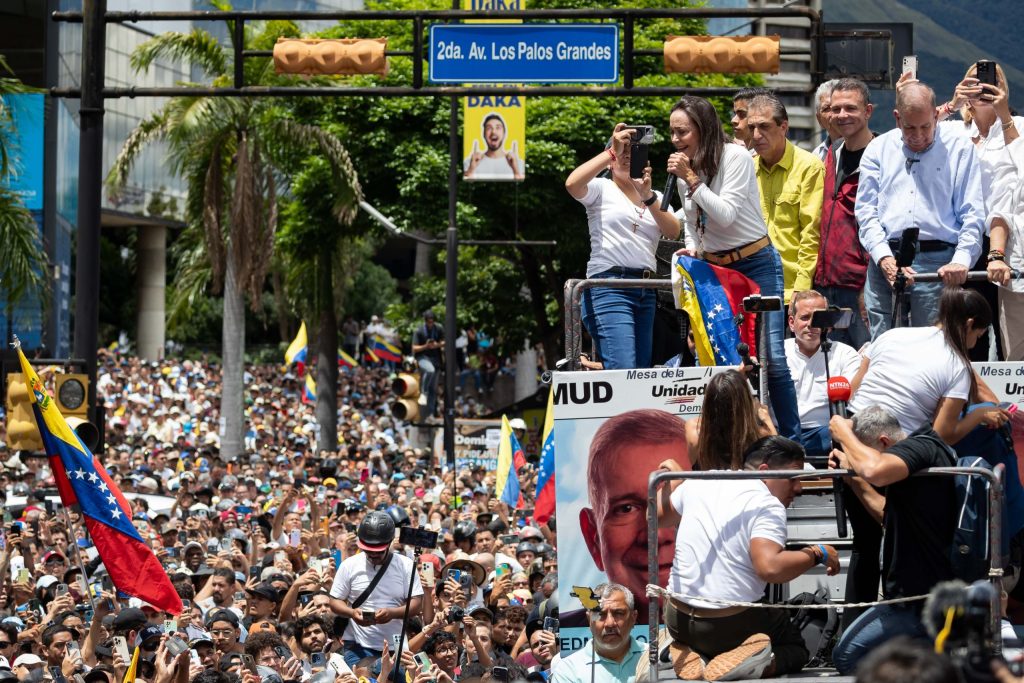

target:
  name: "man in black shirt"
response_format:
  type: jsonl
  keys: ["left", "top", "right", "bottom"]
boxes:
{"left": 827, "top": 405, "right": 957, "bottom": 674}
{"left": 412, "top": 310, "right": 444, "bottom": 418}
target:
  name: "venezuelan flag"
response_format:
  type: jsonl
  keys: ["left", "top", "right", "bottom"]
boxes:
{"left": 534, "top": 391, "right": 556, "bottom": 525}
{"left": 14, "top": 339, "right": 183, "bottom": 615}
{"left": 303, "top": 374, "right": 316, "bottom": 404}
{"left": 364, "top": 347, "right": 380, "bottom": 364}
{"left": 495, "top": 415, "right": 527, "bottom": 509}
{"left": 671, "top": 255, "right": 760, "bottom": 366}
{"left": 371, "top": 335, "right": 403, "bottom": 363}
{"left": 337, "top": 349, "right": 358, "bottom": 368}
{"left": 285, "top": 322, "right": 308, "bottom": 375}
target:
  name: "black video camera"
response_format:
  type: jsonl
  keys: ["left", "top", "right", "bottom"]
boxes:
{"left": 398, "top": 526, "right": 439, "bottom": 549}
{"left": 810, "top": 307, "right": 855, "bottom": 331}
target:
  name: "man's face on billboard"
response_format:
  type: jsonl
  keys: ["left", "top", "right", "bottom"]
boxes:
{"left": 483, "top": 117, "right": 506, "bottom": 152}
{"left": 580, "top": 440, "right": 689, "bottom": 615}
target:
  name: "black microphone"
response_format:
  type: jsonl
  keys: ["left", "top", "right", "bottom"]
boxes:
{"left": 660, "top": 174, "right": 676, "bottom": 212}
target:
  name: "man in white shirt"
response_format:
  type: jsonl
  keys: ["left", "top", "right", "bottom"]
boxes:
{"left": 656, "top": 436, "right": 838, "bottom": 680}
{"left": 329, "top": 511, "right": 422, "bottom": 669}
{"left": 784, "top": 290, "right": 863, "bottom": 464}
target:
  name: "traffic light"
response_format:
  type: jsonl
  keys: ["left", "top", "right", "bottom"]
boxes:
{"left": 390, "top": 373, "right": 421, "bottom": 422}
{"left": 273, "top": 37, "right": 389, "bottom": 76}
{"left": 55, "top": 373, "right": 99, "bottom": 451}
{"left": 5, "top": 373, "right": 43, "bottom": 451}
{"left": 663, "top": 35, "right": 780, "bottom": 74}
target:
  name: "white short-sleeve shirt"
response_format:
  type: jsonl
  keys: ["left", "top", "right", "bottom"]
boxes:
{"left": 577, "top": 177, "right": 661, "bottom": 277}
{"left": 329, "top": 552, "right": 424, "bottom": 648}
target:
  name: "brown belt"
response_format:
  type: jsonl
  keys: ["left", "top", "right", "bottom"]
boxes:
{"left": 702, "top": 235, "right": 770, "bottom": 267}
{"left": 669, "top": 596, "right": 748, "bottom": 619}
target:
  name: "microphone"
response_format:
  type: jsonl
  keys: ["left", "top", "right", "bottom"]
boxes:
{"left": 826, "top": 375, "right": 852, "bottom": 538}
{"left": 660, "top": 174, "right": 676, "bottom": 212}
{"left": 827, "top": 376, "right": 852, "bottom": 418}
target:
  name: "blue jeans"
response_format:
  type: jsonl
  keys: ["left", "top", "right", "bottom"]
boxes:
{"left": 799, "top": 424, "right": 831, "bottom": 465}
{"left": 832, "top": 604, "right": 929, "bottom": 675}
{"left": 815, "top": 285, "right": 870, "bottom": 350}
{"left": 727, "top": 246, "right": 802, "bottom": 441}
{"left": 342, "top": 640, "right": 381, "bottom": 670}
{"left": 581, "top": 270, "right": 656, "bottom": 369}
{"left": 417, "top": 357, "right": 439, "bottom": 418}
{"left": 863, "top": 245, "right": 953, "bottom": 340}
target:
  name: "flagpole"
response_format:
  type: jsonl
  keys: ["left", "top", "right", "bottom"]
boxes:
{"left": 62, "top": 504, "right": 98, "bottom": 611}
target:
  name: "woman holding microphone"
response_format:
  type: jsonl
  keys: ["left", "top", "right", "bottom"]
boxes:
{"left": 565, "top": 123, "right": 681, "bottom": 369}
{"left": 667, "top": 95, "right": 801, "bottom": 441}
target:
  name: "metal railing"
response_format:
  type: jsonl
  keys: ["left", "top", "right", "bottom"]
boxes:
{"left": 643, "top": 465, "right": 1007, "bottom": 679}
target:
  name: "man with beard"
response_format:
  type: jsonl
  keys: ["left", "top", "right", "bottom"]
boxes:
{"left": 463, "top": 112, "right": 524, "bottom": 180}
{"left": 293, "top": 614, "right": 353, "bottom": 676}
{"left": 566, "top": 409, "right": 689, "bottom": 627}
{"left": 550, "top": 584, "right": 644, "bottom": 683}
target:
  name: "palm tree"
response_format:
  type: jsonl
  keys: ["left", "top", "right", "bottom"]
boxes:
{"left": 108, "top": 12, "right": 361, "bottom": 460}
{"left": 0, "top": 54, "right": 48, "bottom": 345}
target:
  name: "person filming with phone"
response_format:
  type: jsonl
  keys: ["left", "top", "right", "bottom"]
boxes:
{"left": 565, "top": 123, "right": 681, "bottom": 370}
{"left": 329, "top": 511, "right": 423, "bottom": 670}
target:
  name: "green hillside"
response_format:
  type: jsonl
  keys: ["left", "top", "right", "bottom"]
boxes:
{"left": 824, "top": 0, "right": 1024, "bottom": 117}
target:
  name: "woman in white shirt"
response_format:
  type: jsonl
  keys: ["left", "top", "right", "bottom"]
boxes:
{"left": 666, "top": 96, "right": 801, "bottom": 442}
{"left": 565, "top": 124, "right": 681, "bottom": 369}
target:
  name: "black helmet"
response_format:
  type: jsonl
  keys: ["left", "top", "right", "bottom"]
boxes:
{"left": 385, "top": 505, "right": 410, "bottom": 528}
{"left": 357, "top": 511, "right": 395, "bottom": 552}
{"left": 535, "top": 542, "right": 554, "bottom": 558}
{"left": 516, "top": 541, "right": 538, "bottom": 557}
{"left": 453, "top": 521, "right": 477, "bottom": 544}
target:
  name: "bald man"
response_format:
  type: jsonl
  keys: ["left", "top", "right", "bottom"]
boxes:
{"left": 856, "top": 82, "right": 986, "bottom": 338}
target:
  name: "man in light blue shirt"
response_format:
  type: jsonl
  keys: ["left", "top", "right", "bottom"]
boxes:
{"left": 550, "top": 584, "right": 646, "bottom": 683}
{"left": 856, "top": 82, "right": 986, "bottom": 338}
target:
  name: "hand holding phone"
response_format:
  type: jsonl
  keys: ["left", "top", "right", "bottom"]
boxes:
{"left": 902, "top": 55, "right": 918, "bottom": 80}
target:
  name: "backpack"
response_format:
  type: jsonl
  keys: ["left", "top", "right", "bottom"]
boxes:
{"left": 787, "top": 587, "right": 839, "bottom": 667}
{"left": 949, "top": 455, "right": 999, "bottom": 583}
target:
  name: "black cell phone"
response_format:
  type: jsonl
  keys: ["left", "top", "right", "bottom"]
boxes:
{"left": 240, "top": 654, "right": 259, "bottom": 677}
{"left": 310, "top": 652, "right": 327, "bottom": 668}
{"left": 976, "top": 60, "right": 998, "bottom": 86}
{"left": 398, "top": 526, "right": 438, "bottom": 549}
{"left": 809, "top": 308, "right": 855, "bottom": 331}
{"left": 178, "top": 531, "right": 188, "bottom": 544}
{"left": 166, "top": 547, "right": 178, "bottom": 558}
{"left": 742, "top": 294, "right": 783, "bottom": 313}
{"left": 625, "top": 125, "right": 654, "bottom": 179}
{"left": 299, "top": 593, "right": 314, "bottom": 606}
{"left": 272, "top": 645, "right": 291, "bottom": 661}
{"left": 249, "top": 566, "right": 260, "bottom": 580}
{"left": 492, "top": 666, "right": 509, "bottom": 682}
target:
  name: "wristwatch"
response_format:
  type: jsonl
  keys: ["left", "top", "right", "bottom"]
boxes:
{"left": 642, "top": 194, "right": 657, "bottom": 207}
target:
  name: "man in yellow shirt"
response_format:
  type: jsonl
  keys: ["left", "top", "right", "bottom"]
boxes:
{"left": 749, "top": 94, "right": 825, "bottom": 302}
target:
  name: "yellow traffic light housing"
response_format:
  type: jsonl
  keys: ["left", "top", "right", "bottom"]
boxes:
{"left": 664, "top": 35, "right": 780, "bottom": 74}
{"left": 391, "top": 373, "right": 421, "bottom": 422}
{"left": 273, "top": 37, "right": 389, "bottom": 76}
{"left": 55, "top": 373, "right": 99, "bottom": 451}
{"left": 6, "top": 373, "right": 43, "bottom": 451}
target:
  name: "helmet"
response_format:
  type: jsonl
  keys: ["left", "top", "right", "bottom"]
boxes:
{"left": 356, "top": 511, "right": 395, "bottom": 552}
{"left": 453, "top": 522, "right": 477, "bottom": 544}
{"left": 385, "top": 505, "right": 410, "bottom": 528}
{"left": 516, "top": 541, "right": 538, "bottom": 557}
{"left": 535, "top": 542, "right": 554, "bottom": 558}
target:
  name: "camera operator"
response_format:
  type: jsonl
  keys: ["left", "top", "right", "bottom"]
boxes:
{"left": 565, "top": 123, "right": 681, "bottom": 370}
{"left": 828, "top": 405, "right": 960, "bottom": 674}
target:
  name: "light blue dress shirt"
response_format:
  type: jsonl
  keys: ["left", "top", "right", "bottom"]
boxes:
{"left": 855, "top": 123, "right": 986, "bottom": 268}
{"left": 549, "top": 638, "right": 646, "bottom": 683}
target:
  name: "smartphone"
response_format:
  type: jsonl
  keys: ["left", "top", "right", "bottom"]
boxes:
{"left": 459, "top": 573, "right": 474, "bottom": 592}
{"left": 206, "top": 538, "right": 219, "bottom": 552}
{"left": 492, "top": 666, "right": 509, "bottom": 682}
{"left": 164, "top": 619, "right": 178, "bottom": 634}
{"left": 113, "top": 636, "right": 131, "bottom": 663}
{"left": 166, "top": 547, "right": 178, "bottom": 558}
{"left": 66, "top": 641, "right": 80, "bottom": 654}
{"left": 625, "top": 125, "right": 654, "bottom": 179}
{"left": 298, "top": 593, "right": 314, "bottom": 607}
{"left": 360, "top": 608, "right": 375, "bottom": 623}
{"left": 414, "top": 652, "right": 431, "bottom": 671}
{"left": 420, "top": 562, "right": 435, "bottom": 588}
{"left": 391, "top": 634, "right": 402, "bottom": 653}
{"left": 998, "top": 402, "right": 1019, "bottom": 414}
{"left": 495, "top": 563, "right": 511, "bottom": 580}
{"left": 165, "top": 636, "right": 189, "bottom": 657}
{"left": 446, "top": 569, "right": 462, "bottom": 583}
{"left": 310, "top": 652, "right": 327, "bottom": 669}
{"left": 49, "top": 667, "right": 68, "bottom": 683}
{"left": 233, "top": 591, "right": 246, "bottom": 602}
{"left": 902, "top": 54, "right": 917, "bottom": 80}
{"left": 308, "top": 558, "right": 322, "bottom": 575}
{"left": 249, "top": 566, "right": 261, "bottom": 580}
{"left": 499, "top": 534, "right": 518, "bottom": 546}
{"left": 976, "top": 59, "right": 997, "bottom": 86}
{"left": 273, "top": 645, "right": 291, "bottom": 661}
{"left": 190, "top": 649, "right": 202, "bottom": 667}
{"left": 543, "top": 617, "right": 559, "bottom": 633}
{"left": 220, "top": 538, "right": 234, "bottom": 552}
{"left": 181, "top": 599, "right": 191, "bottom": 610}
{"left": 240, "top": 654, "right": 259, "bottom": 677}
{"left": 16, "top": 568, "right": 30, "bottom": 584}
{"left": 289, "top": 529, "right": 301, "bottom": 546}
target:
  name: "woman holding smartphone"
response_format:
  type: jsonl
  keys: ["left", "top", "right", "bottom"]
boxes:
{"left": 565, "top": 123, "right": 681, "bottom": 370}
{"left": 667, "top": 95, "right": 801, "bottom": 440}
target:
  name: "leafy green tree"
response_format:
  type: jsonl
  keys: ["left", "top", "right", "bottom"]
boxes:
{"left": 107, "top": 8, "right": 360, "bottom": 460}
{"left": 0, "top": 55, "right": 48, "bottom": 343}
{"left": 313, "top": 0, "right": 758, "bottom": 366}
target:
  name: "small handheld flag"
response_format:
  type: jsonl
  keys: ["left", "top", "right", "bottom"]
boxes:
{"left": 285, "top": 322, "right": 308, "bottom": 375}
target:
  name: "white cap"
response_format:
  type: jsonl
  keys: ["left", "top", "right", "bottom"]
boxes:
{"left": 35, "top": 575, "right": 58, "bottom": 590}
{"left": 509, "top": 418, "right": 527, "bottom": 431}
{"left": 13, "top": 654, "right": 43, "bottom": 667}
